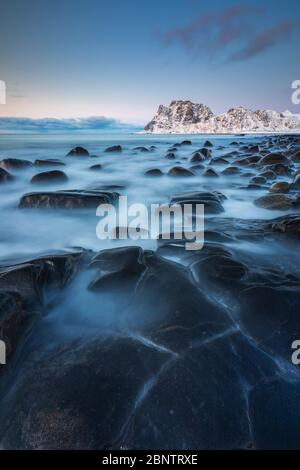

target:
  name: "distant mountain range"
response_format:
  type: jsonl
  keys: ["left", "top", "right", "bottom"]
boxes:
{"left": 144, "top": 100, "right": 300, "bottom": 134}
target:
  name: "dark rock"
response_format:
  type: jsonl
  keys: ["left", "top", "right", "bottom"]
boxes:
{"left": 190, "top": 152, "right": 205, "bottom": 163}
{"left": 189, "top": 164, "right": 205, "bottom": 171}
{"left": 181, "top": 140, "right": 192, "bottom": 145}
{"left": 262, "top": 164, "right": 292, "bottom": 177}
{"left": 264, "top": 215, "right": 300, "bottom": 237}
{"left": 34, "top": 159, "right": 65, "bottom": 167}
{"left": 0, "top": 168, "right": 13, "bottom": 183}
{"left": 31, "top": 170, "right": 68, "bottom": 184}
{"left": 133, "top": 146, "right": 149, "bottom": 152}
{"left": 145, "top": 169, "right": 163, "bottom": 176}
{"left": 199, "top": 148, "right": 211, "bottom": 159}
{"left": 104, "top": 145, "right": 122, "bottom": 153}
{"left": 170, "top": 191, "right": 225, "bottom": 214}
{"left": 259, "top": 170, "right": 277, "bottom": 180}
{"left": 202, "top": 168, "right": 219, "bottom": 177}
{"left": 250, "top": 176, "right": 266, "bottom": 185}
{"left": 259, "top": 153, "right": 290, "bottom": 166}
{"left": 254, "top": 194, "right": 297, "bottom": 210}
{"left": 204, "top": 140, "right": 213, "bottom": 147}
{"left": 222, "top": 166, "right": 240, "bottom": 175}
{"left": 19, "top": 190, "right": 119, "bottom": 209}
{"left": 210, "top": 157, "right": 229, "bottom": 165}
{"left": 165, "top": 152, "right": 176, "bottom": 160}
{"left": 269, "top": 182, "right": 290, "bottom": 193}
{"left": 290, "top": 150, "right": 300, "bottom": 163}
{"left": 67, "top": 147, "right": 89, "bottom": 157}
{"left": 291, "top": 174, "right": 300, "bottom": 190}
{"left": 89, "top": 246, "right": 147, "bottom": 292}
{"left": 168, "top": 167, "right": 194, "bottom": 177}
{"left": 89, "top": 164, "right": 102, "bottom": 171}
{"left": 0, "top": 158, "right": 33, "bottom": 170}
{"left": 191, "top": 253, "right": 248, "bottom": 283}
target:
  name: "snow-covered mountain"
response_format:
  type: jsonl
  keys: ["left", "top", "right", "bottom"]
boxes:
{"left": 144, "top": 100, "right": 300, "bottom": 134}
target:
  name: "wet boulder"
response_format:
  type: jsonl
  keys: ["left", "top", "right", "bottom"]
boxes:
{"left": 250, "top": 176, "right": 267, "bottom": 185}
{"left": 67, "top": 147, "right": 89, "bottom": 157}
{"left": 254, "top": 194, "right": 298, "bottom": 211}
{"left": 259, "top": 170, "right": 277, "bottom": 180}
{"left": 210, "top": 157, "right": 229, "bottom": 165}
{"left": 222, "top": 166, "right": 240, "bottom": 175}
{"left": 104, "top": 145, "right": 122, "bottom": 153}
{"left": 0, "top": 158, "right": 33, "bottom": 170}
{"left": 202, "top": 168, "right": 219, "bottom": 177}
{"left": 269, "top": 182, "right": 290, "bottom": 193}
{"left": 34, "top": 159, "right": 65, "bottom": 167}
{"left": 291, "top": 174, "right": 300, "bottom": 190}
{"left": 89, "top": 246, "right": 147, "bottom": 292}
{"left": 264, "top": 215, "right": 300, "bottom": 237}
{"left": 181, "top": 140, "right": 192, "bottom": 145}
{"left": 290, "top": 151, "right": 300, "bottom": 163}
{"left": 133, "top": 146, "right": 149, "bottom": 152}
{"left": 145, "top": 169, "right": 163, "bottom": 176}
{"left": 31, "top": 170, "right": 68, "bottom": 184}
{"left": 190, "top": 152, "right": 205, "bottom": 163}
{"left": 165, "top": 152, "right": 176, "bottom": 160}
{"left": 89, "top": 164, "right": 102, "bottom": 171}
{"left": 19, "top": 190, "right": 119, "bottom": 209}
{"left": 168, "top": 166, "right": 194, "bottom": 177}
{"left": 191, "top": 252, "right": 248, "bottom": 283}
{"left": 204, "top": 140, "right": 213, "bottom": 147}
{"left": 262, "top": 164, "right": 292, "bottom": 177}
{"left": 259, "top": 153, "right": 290, "bottom": 166}
{"left": 0, "top": 168, "right": 13, "bottom": 183}
{"left": 170, "top": 191, "right": 225, "bottom": 214}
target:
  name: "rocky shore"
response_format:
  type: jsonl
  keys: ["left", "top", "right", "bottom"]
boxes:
{"left": 0, "top": 134, "right": 300, "bottom": 449}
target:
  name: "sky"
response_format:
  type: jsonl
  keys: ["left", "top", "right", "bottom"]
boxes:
{"left": 0, "top": 0, "right": 300, "bottom": 128}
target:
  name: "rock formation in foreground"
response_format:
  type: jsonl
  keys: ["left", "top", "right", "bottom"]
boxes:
{"left": 144, "top": 100, "right": 300, "bottom": 134}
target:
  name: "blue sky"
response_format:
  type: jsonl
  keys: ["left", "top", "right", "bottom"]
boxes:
{"left": 0, "top": 0, "right": 299, "bottom": 126}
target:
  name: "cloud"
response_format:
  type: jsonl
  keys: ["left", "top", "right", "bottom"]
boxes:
{"left": 160, "top": 4, "right": 294, "bottom": 63}
{"left": 0, "top": 116, "right": 141, "bottom": 133}
{"left": 229, "top": 20, "right": 293, "bottom": 61}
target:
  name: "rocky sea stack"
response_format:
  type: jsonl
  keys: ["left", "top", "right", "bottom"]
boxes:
{"left": 144, "top": 100, "right": 300, "bottom": 134}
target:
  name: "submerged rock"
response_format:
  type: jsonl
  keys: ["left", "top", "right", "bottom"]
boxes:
{"left": 168, "top": 166, "right": 194, "bottom": 177}
{"left": 145, "top": 168, "right": 163, "bottom": 176}
{"left": 0, "top": 168, "right": 13, "bottom": 183}
{"left": 0, "top": 158, "right": 33, "bottom": 170}
{"left": 254, "top": 194, "right": 298, "bottom": 210}
{"left": 19, "top": 190, "right": 119, "bottom": 209}
{"left": 222, "top": 166, "right": 240, "bottom": 175}
{"left": 291, "top": 174, "right": 300, "bottom": 190}
{"left": 67, "top": 146, "right": 89, "bottom": 156}
{"left": 34, "top": 159, "right": 65, "bottom": 167}
{"left": 31, "top": 170, "right": 68, "bottom": 184}
{"left": 269, "top": 182, "right": 290, "bottom": 193}
{"left": 104, "top": 145, "right": 122, "bottom": 153}
{"left": 202, "top": 168, "right": 219, "bottom": 177}
{"left": 190, "top": 152, "right": 205, "bottom": 163}
{"left": 259, "top": 153, "right": 290, "bottom": 166}
{"left": 89, "top": 164, "right": 102, "bottom": 171}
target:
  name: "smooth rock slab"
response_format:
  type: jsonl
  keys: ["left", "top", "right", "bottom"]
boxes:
{"left": 19, "top": 190, "right": 119, "bottom": 209}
